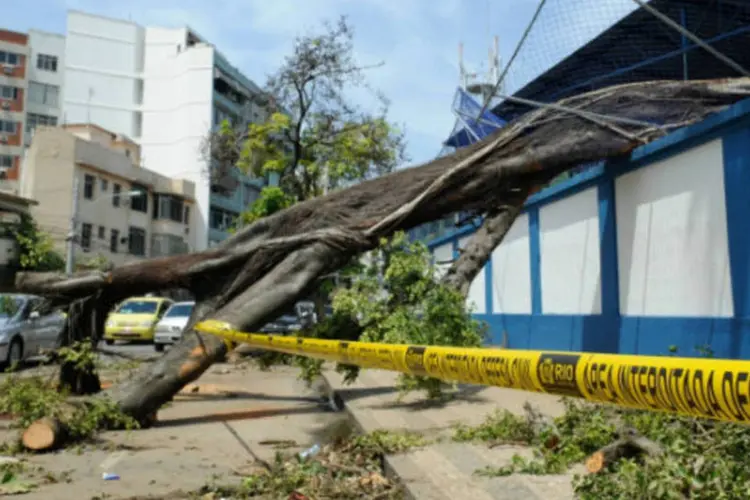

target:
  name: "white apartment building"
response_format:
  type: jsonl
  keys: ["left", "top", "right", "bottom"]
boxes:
{"left": 25, "top": 29, "right": 65, "bottom": 145}
{"left": 22, "top": 124, "right": 196, "bottom": 268}
{"left": 60, "top": 10, "right": 265, "bottom": 251}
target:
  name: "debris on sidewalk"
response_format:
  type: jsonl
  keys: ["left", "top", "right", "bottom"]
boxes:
{"left": 203, "top": 428, "right": 427, "bottom": 499}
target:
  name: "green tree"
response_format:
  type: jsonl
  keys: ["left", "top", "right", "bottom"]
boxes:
{"left": 13, "top": 213, "right": 64, "bottom": 272}
{"left": 211, "top": 15, "right": 407, "bottom": 224}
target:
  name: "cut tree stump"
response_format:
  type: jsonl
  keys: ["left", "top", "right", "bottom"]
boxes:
{"left": 585, "top": 427, "right": 663, "bottom": 474}
{"left": 22, "top": 417, "right": 65, "bottom": 451}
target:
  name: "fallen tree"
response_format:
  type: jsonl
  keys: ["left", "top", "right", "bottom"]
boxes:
{"left": 15, "top": 78, "right": 750, "bottom": 446}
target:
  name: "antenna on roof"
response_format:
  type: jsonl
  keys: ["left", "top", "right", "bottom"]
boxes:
{"left": 463, "top": 35, "right": 500, "bottom": 103}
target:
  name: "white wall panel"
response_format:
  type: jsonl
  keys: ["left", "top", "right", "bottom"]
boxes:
{"left": 458, "top": 237, "right": 487, "bottom": 314}
{"left": 432, "top": 243, "right": 453, "bottom": 281}
{"left": 491, "top": 214, "right": 531, "bottom": 314}
{"left": 616, "top": 139, "right": 733, "bottom": 317}
{"left": 539, "top": 187, "right": 602, "bottom": 314}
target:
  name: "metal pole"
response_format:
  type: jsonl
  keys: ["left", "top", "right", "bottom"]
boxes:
{"left": 65, "top": 177, "right": 79, "bottom": 275}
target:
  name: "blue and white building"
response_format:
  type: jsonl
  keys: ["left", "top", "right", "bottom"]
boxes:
{"left": 423, "top": 0, "right": 750, "bottom": 359}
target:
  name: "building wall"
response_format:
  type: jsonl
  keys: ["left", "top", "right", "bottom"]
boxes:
{"left": 427, "top": 98, "right": 750, "bottom": 360}
{"left": 63, "top": 11, "right": 143, "bottom": 138}
{"left": 140, "top": 26, "right": 214, "bottom": 251}
{"left": 25, "top": 30, "right": 65, "bottom": 146}
{"left": 58, "top": 10, "right": 266, "bottom": 251}
{"left": 23, "top": 126, "right": 195, "bottom": 267}
{"left": 0, "top": 29, "right": 29, "bottom": 184}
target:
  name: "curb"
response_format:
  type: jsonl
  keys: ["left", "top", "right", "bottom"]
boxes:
{"left": 317, "top": 371, "right": 422, "bottom": 500}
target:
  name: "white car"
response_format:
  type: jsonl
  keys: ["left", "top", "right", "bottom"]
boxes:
{"left": 153, "top": 301, "right": 194, "bottom": 352}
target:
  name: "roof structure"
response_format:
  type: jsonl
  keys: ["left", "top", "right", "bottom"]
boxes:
{"left": 444, "top": 0, "right": 750, "bottom": 149}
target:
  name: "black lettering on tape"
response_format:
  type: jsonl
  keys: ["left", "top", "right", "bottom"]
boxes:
{"left": 581, "top": 362, "right": 750, "bottom": 422}
{"left": 721, "top": 371, "right": 750, "bottom": 422}
{"left": 509, "top": 357, "right": 536, "bottom": 392}
{"left": 537, "top": 353, "right": 582, "bottom": 397}
{"left": 404, "top": 346, "right": 428, "bottom": 376}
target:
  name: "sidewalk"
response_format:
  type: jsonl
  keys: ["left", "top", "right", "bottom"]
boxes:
{"left": 322, "top": 368, "right": 577, "bottom": 500}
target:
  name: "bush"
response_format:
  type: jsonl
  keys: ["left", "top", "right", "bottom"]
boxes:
{"left": 261, "top": 232, "right": 486, "bottom": 399}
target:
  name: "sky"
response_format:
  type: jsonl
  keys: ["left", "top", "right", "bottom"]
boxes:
{"left": 6, "top": 0, "right": 638, "bottom": 166}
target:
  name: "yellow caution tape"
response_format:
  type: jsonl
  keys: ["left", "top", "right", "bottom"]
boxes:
{"left": 195, "top": 319, "right": 750, "bottom": 424}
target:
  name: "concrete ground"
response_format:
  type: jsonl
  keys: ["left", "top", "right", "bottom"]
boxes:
{"left": 322, "top": 369, "right": 579, "bottom": 500}
{"left": 0, "top": 343, "right": 580, "bottom": 499}
{"left": 0, "top": 357, "right": 343, "bottom": 500}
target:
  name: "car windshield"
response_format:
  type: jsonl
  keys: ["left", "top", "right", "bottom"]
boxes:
{"left": 0, "top": 296, "right": 22, "bottom": 318}
{"left": 116, "top": 300, "right": 158, "bottom": 314}
{"left": 165, "top": 304, "right": 193, "bottom": 318}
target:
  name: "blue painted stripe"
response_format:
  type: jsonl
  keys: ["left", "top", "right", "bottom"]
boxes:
{"left": 474, "top": 313, "right": 750, "bottom": 360}
{"left": 528, "top": 208, "right": 542, "bottom": 315}
{"left": 723, "top": 129, "right": 750, "bottom": 322}
{"left": 597, "top": 175, "right": 620, "bottom": 317}
{"left": 485, "top": 253, "right": 494, "bottom": 315}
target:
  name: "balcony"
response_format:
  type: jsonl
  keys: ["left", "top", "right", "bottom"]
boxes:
{"left": 150, "top": 233, "right": 189, "bottom": 257}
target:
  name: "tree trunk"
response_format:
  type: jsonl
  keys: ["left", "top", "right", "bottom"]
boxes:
{"left": 15, "top": 78, "right": 750, "bottom": 433}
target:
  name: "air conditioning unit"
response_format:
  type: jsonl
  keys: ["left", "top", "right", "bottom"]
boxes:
{"left": 0, "top": 101, "right": 9, "bottom": 110}
{"left": 0, "top": 136, "right": 7, "bottom": 144}
{"left": 2, "top": 67, "right": 12, "bottom": 75}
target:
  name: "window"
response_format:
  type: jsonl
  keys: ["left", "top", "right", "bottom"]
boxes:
{"left": 100, "top": 179, "right": 108, "bottom": 191}
{"left": 0, "top": 51, "right": 19, "bottom": 66}
{"left": 243, "top": 184, "right": 259, "bottom": 207}
{"left": 0, "top": 120, "right": 17, "bottom": 134}
{"left": 130, "top": 184, "right": 148, "bottom": 213}
{"left": 116, "top": 300, "right": 157, "bottom": 314}
{"left": 0, "top": 85, "right": 17, "bottom": 101}
{"left": 0, "top": 155, "right": 12, "bottom": 169}
{"left": 98, "top": 226, "right": 105, "bottom": 239}
{"left": 153, "top": 194, "right": 184, "bottom": 222}
{"left": 165, "top": 303, "right": 194, "bottom": 318}
{"left": 25, "top": 113, "right": 57, "bottom": 135}
{"left": 36, "top": 54, "right": 58, "bottom": 72}
{"left": 112, "top": 184, "right": 121, "bottom": 207}
{"left": 151, "top": 233, "right": 188, "bottom": 257}
{"left": 80, "top": 223, "right": 92, "bottom": 251}
{"left": 83, "top": 174, "right": 95, "bottom": 200}
{"left": 110, "top": 229, "right": 119, "bottom": 253}
{"left": 183, "top": 205, "right": 190, "bottom": 224}
{"left": 128, "top": 226, "right": 146, "bottom": 256}
{"left": 209, "top": 207, "right": 238, "bottom": 231}
{"left": 213, "top": 107, "right": 232, "bottom": 127}
{"left": 27, "top": 82, "right": 59, "bottom": 107}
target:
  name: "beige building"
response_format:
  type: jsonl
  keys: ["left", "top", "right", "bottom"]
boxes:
{"left": 21, "top": 124, "right": 196, "bottom": 267}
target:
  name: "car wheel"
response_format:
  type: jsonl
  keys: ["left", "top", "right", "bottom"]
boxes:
{"left": 154, "top": 344, "right": 165, "bottom": 352}
{"left": 105, "top": 339, "right": 114, "bottom": 345}
{"left": 4, "top": 338, "right": 23, "bottom": 372}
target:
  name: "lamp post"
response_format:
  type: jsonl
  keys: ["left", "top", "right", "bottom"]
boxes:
{"left": 65, "top": 179, "right": 143, "bottom": 275}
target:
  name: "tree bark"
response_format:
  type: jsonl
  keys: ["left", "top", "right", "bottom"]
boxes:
{"left": 15, "top": 78, "right": 750, "bottom": 432}
{"left": 585, "top": 427, "right": 663, "bottom": 473}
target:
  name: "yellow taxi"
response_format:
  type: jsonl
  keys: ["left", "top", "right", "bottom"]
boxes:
{"left": 103, "top": 296, "right": 174, "bottom": 344}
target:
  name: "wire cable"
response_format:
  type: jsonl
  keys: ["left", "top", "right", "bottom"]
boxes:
{"left": 630, "top": 0, "right": 749, "bottom": 76}
{"left": 472, "top": 0, "right": 549, "bottom": 125}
